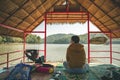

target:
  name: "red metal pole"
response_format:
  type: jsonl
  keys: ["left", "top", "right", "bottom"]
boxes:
{"left": 44, "top": 13, "right": 47, "bottom": 62}
{"left": 87, "top": 12, "right": 90, "bottom": 63}
{"left": 7, "top": 53, "right": 9, "bottom": 68}
{"left": 47, "top": 11, "right": 88, "bottom": 14}
{"left": 91, "top": 57, "right": 110, "bottom": 58}
{"left": 66, "top": 0, "right": 69, "bottom": 12}
{"left": 25, "top": 31, "right": 45, "bottom": 33}
{"left": 90, "top": 31, "right": 111, "bottom": 33}
{"left": 112, "top": 58, "right": 120, "bottom": 61}
{"left": 46, "top": 12, "right": 89, "bottom": 62}
{"left": 0, "top": 24, "right": 23, "bottom": 32}
{"left": 23, "top": 32, "right": 26, "bottom": 63}
{"left": 46, "top": 19, "right": 87, "bottom": 20}
{"left": 110, "top": 32, "right": 112, "bottom": 64}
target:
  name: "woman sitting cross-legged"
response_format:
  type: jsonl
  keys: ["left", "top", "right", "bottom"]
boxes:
{"left": 63, "top": 35, "right": 89, "bottom": 74}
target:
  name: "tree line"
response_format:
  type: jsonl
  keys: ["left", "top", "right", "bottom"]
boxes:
{"left": 44, "top": 33, "right": 120, "bottom": 44}
{"left": 0, "top": 34, "right": 41, "bottom": 44}
{"left": 42, "top": 33, "right": 88, "bottom": 44}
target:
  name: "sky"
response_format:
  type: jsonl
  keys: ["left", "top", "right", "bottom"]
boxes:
{"left": 34, "top": 21, "right": 100, "bottom": 38}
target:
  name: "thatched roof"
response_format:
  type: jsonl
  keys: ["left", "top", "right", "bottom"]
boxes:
{"left": 0, "top": 0, "right": 120, "bottom": 38}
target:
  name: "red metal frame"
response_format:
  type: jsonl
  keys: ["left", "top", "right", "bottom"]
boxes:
{"left": 89, "top": 31, "right": 113, "bottom": 64}
{"left": 45, "top": 11, "right": 89, "bottom": 62}
{"left": 0, "top": 11, "right": 120, "bottom": 68}
{"left": 112, "top": 51, "right": 120, "bottom": 61}
{"left": 87, "top": 12, "right": 90, "bottom": 63}
{"left": 23, "top": 31, "right": 46, "bottom": 62}
{"left": 0, "top": 50, "right": 23, "bottom": 68}
{"left": 110, "top": 32, "right": 112, "bottom": 64}
{"left": 0, "top": 24, "right": 23, "bottom": 32}
{"left": 44, "top": 13, "right": 47, "bottom": 62}
{"left": 0, "top": 23, "right": 25, "bottom": 68}
{"left": 23, "top": 32, "right": 26, "bottom": 63}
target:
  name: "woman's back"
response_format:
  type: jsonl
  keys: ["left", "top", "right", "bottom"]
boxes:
{"left": 67, "top": 43, "right": 86, "bottom": 68}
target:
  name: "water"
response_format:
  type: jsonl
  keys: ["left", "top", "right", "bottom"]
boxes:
{"left": 46, "top": 44, "right": 69, "bottom": 62}
{"left": 0, "top": 43, "right": 120, "bottom": 66}
{"left": 37, "top": 44, "right": 120, "bottom": 66}
{"left": 32, "top": 44, "right": 120, "bottom": 64}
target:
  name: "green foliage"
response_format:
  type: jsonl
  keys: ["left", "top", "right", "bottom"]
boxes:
{"left": 0, "top": 33, "right": 120, "bottom": 44}
{"left": 26, "top": 34, "right": 41, "bottom": 44}
{"left": 12, "top": 37, "right": 23, "bottom": 43}
{"left": 79, "top": 34, "right": 88, "bottom": 44}
{"left": 0, "top": 34, "right": 41, "bottom": 44}
{"left": 41, "top": 33, "right": 120, "bottom": 44}
{"left": 0, "top": 36, "right": 2, "bottom": 43}
{"left": 45, "top": 34, "right": 72, "bottom": 44}
{"left": 0, "top": 36, "right": 23, "bottom": 43}
{"left": 1, "top": 36, "right": 13, "bottom": 43}
{"left": 54, "top": 38, "right": 69, "bottom": 44}
{"left": 41, "top": 33, "right": 88, "bottom": 44}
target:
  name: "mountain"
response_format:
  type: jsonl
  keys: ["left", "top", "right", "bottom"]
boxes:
{"left": 41, "top": 33, "right": 74, "bottom": 44}
{"left": 41, "top": 33, "right": 120, "bottom": 44}
{"left": 41, "top": 33, "right": 93, "bottom": 44}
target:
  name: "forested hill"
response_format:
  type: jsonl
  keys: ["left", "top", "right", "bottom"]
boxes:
{"left": 44, "top": 33, "right": 105, "bottom": 44}
{"left": 46, "top": 34, "right": 74, "bottom": 44}
{"left": 42, "top": 33, "right": 120, "bottom": 44}
{"left": 1, "top": 33, "right": 119, "bottom": 44}
{"left": 41, "top": 33, "right": 89, "bottom": 44}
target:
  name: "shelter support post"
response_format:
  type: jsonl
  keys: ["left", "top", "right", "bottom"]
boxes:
{"left": 44, "top": 13, "right": 47, "bottom": 62}
{"left": 23, "top": 32, "right": 26, "bottom": 63}
{"left": 110, "top": 32, "right": 112, "bottom": 64}
{"left": 7, "top": 53, "right": 9, "bottom": 68}
{"left": 87, "top": 12, "right": 90, "bottom": 63}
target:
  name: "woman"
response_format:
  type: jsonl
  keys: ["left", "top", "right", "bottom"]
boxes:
{"left": 63, "top": 35, "right": 89, "bottom": 74}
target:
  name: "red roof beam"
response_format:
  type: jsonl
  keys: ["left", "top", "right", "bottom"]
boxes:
{"left": 0, "top": 24, "right": 24, "bottom": 33}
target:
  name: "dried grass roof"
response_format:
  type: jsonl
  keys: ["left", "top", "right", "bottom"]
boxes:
{"left": 0, "top": 0, "right": 120, "bottom": 38}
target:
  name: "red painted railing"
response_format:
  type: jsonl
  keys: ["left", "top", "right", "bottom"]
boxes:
{"left": 112, "top": 51, "right": 120, "bottom": 61}
{"left": 90, "top": 50, "right": 120, "bottom": 63}
{"left": 0, "top": 50, "right": 23, "bottom": 68}
{"left": 89, "top": 31, "right": 113, "bottom": 64}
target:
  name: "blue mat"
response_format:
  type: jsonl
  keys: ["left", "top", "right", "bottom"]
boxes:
{"left": 5, "top": 63, "right": 32, "bottom": 80}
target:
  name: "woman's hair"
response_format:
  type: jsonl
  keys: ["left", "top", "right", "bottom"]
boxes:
{"left": 71, "top": 35, "right": 80, "bottom": 43}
